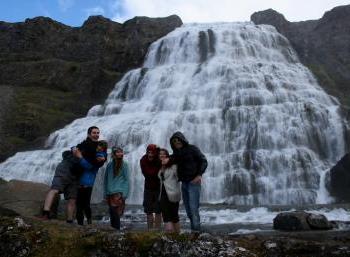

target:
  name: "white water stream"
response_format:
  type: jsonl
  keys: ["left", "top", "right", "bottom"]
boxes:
{"left": 0, "top": 22, "right": 346, "bottom": 205}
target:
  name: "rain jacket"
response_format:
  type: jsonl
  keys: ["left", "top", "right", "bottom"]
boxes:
{"left": 170, "top": 131, "right": 208, "bottom": 182}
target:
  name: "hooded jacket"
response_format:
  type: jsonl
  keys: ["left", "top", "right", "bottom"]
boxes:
{"left": 53, "top": 150, "right": 81, "bottom": 180}
{"left": 170, "top": 132, "right": 208, "bottom": 182}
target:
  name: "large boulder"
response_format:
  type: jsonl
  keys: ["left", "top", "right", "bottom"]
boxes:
{"left": 0, "top": 15, "right": 182, "bottom": 162}
{"left": 0, "top": 179, "right": 50, "bottom": 216}
{"left": 328, "top": 153, "right": 350, "bottom": 201}
{"left": 273, "top": 211, "right": 332, "bottom": 231}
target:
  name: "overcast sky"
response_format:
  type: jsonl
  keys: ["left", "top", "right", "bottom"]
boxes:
{"left": 1, "top": 0, "right": 349, "bottom": 26}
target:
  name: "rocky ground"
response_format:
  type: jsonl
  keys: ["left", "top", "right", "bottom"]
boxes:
{"left": 1, "top": 179, "right": 350, "bottom": 257}
{"left": 1, "top": 210, "right": 350, "bottom": 257}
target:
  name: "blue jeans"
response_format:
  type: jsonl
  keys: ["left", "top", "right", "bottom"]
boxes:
{"left": 181, "top": 181, "right": 201, "bottom": 231}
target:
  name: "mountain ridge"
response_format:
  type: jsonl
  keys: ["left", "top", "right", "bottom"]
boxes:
{"left": 0, "top": 14, "right": 182, "bottom": 162}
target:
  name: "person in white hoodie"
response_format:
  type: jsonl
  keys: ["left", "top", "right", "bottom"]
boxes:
{"left": 158, "top": 148, "right": 181, "bottom": 233}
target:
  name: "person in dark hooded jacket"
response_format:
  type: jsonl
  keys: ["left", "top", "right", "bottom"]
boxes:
{"left": 170, "top": 131, "right": 207, "bottom": 232}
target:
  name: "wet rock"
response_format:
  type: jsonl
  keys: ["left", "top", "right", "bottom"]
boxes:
{"left": 274, "top": 211, "right": 333, "bottom": 231}
{"left": 328, "top": 153, "right": 350, "bottom": 202}
{"left": 307, "top": 213, "right": 333, "bottom": 230}
{"left": 273, "top": 211, "right": 311, "bottom": 231}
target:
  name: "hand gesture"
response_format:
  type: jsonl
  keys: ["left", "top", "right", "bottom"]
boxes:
{"left": 96, "top": 157, "right": 106, "bottom": 162}
{"left": 73, "top": 148, "right": 83, "bottom": 159}
{"left": 191, "top": 175, "right": 202, "bottom": 184}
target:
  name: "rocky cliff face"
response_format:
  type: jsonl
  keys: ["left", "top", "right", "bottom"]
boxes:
{"left": 251, "top": 5, "right": 350, "bottom": 108}
{"left": 0, "top": 15, "right": 182, "bottom": 162}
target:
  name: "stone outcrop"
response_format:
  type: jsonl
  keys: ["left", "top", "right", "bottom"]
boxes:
{"left": 273, "top": 211, "right": 333, "bottom": 231}
{"left": 0, "top": 179, "right": 50, "bottom": 216}
{"left": 0, "top": 15, "right": 182, "bottom": 162}
{"left": 251, "top": 5, "right": 350, "bottom": 109}
{"left": 328, "top": 153, "right": 350, "bottom": 201}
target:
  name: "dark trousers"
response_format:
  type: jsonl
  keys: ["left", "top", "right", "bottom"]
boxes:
{"left": 76, "top": 186, "right": 93, "bottom": 225}
{"left": 109, "top": 206, "right": 121, "bottom": 230}
{"left": 160, "top": 185, "right": 179, "bottom": 223}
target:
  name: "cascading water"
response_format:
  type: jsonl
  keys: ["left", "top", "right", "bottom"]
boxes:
{"left": 0, "top": 22, "right": 347, "bottom": 205}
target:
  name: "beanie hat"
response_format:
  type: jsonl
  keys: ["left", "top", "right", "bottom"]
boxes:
{"left": 112, "top": 146, "right": 123, "bottom": 153}
{"left": 97, "top": 140, "right": 108, "bottom": 150}
{"left": 146, "top": 144, "right": 158, "bottom": 154}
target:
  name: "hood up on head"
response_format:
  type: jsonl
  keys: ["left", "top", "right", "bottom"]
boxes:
{"left": 170, "top": 131, "right": 189, "bottom": 150}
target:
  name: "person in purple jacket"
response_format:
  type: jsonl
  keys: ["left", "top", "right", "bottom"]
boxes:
{"left": 75, "top": 140, "right": 108, "bottom": 225}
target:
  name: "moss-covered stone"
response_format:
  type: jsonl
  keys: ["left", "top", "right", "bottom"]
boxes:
{"left": 308, "top": 64, "right": 350, "bottom": 107}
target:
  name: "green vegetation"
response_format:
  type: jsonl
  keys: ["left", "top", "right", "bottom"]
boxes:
{"left": 308, "top": 64, "right": 350, "bottom": 107}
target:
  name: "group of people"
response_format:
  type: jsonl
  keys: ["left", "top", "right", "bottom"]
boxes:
{"left": 41, "top": 126, "right": 208, "bottom": 233}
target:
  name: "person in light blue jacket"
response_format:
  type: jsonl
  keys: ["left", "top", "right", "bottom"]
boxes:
{"left": 104, "top": 146, "right": 130, "bottom": 230}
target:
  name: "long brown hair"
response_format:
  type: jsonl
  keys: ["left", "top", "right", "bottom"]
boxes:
{"left": 112, "top": 146, "right": 124, "bottom": 177}
{"left": 114, "top": 158, "right": 123, "bottom": 177}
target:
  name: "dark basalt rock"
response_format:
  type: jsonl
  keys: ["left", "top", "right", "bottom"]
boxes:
{"left": 307, "top": 213, "right": 333, "bottom": 230}
{"left": 273, "top": 211, "right": 333, "bottom": 231}
{"left": 0, "top": 15, "right": 182, "bottom": 162}
{"left": 328, "top": 153, "right": 350, "bottom": 201}
{"left": 251, "top": 5, "right": 350, "bottom": 111}
{"left": 273, "top": 211, "right": 311, "bottom": 231}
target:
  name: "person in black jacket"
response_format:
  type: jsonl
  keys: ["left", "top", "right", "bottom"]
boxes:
{"left": 170, "top": 131, "right": 208, "bottom": 232}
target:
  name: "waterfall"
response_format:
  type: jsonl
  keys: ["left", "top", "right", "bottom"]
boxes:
{"left": 0, "top": 22, "right": 347, "bottom": 205}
